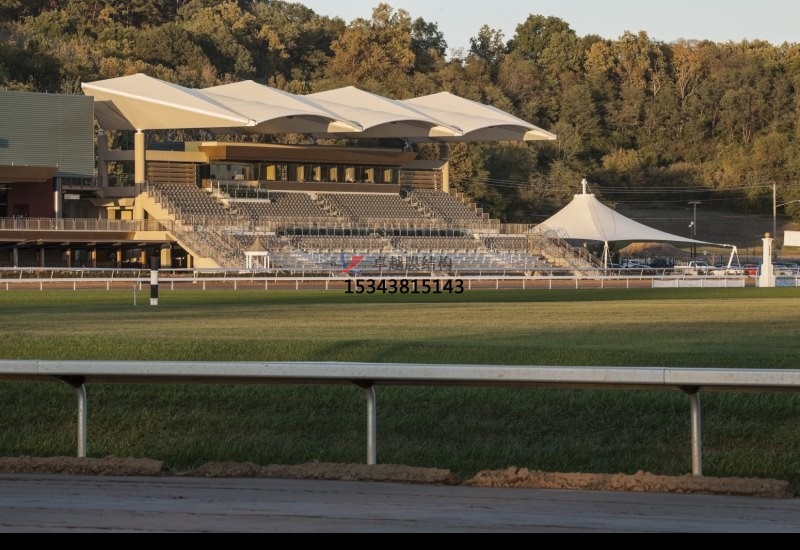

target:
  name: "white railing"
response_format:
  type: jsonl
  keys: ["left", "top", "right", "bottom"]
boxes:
{"left": 2, "top": 360, "right": 800, "bottom": 478}
{"left": 0, "top": 267, "right": 763, "bottom": 291}
{"left": 0, "top": 217, "right": 167, "bottom": 232}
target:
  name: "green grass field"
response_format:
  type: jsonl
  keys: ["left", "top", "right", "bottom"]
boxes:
{"left": 1, "top": 287, "right": 799, "bottom": 487}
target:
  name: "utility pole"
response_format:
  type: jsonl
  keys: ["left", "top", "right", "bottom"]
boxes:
{"left": 773, "top": 183, "right": 777, "bottom": 243}
{"left": 689, "top": 201, "right": 701, "bottom": 259}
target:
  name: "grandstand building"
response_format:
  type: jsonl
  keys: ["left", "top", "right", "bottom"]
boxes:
{"left": 0, "top": 76, "right": 597, "bottom": 274}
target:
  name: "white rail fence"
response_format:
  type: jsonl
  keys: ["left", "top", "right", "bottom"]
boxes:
{"left": 0, "top": 267, "right": 772, "bottom": 291}
{"left": 2, "top": 360, "right": 800, "bottom": 478}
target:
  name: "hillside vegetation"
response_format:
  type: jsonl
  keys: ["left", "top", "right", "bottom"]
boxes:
{"left": 2, "top": 1, "right": 800, "bottom": 225}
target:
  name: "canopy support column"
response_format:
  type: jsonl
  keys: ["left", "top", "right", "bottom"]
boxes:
{"left": 134, "top": 130, "right": 146, "bottom": 191}
{"left": 134, "top": 130, "right": 146, "bottom": 220}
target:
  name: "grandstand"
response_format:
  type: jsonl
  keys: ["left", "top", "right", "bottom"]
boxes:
{"left": 0, "top": 78, "right": 603, "bottom": 275}
{"left": 145, "top": 179, "right": 563, "bottom": 273}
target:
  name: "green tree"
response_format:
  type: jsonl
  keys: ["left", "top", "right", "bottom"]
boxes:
{"left": 496, "top": 51, "right": 551, "bottom": 124}
{"left": 248, "top": 0, "right": 343, "bottom": 92}
{"left": 324, "top": 3, "right": 415, "bottom": 95}
{"left": 410, "top": 16, "right": 446, "bottom": 74}
{"left": 0, "top": 20, "right": 62, "bottom": 90}
{"left": 0, "top": 0, "right": 22, "bottom": 23}
{"left": 468, "top": 24, "right": 505, "bottom": 78}
{"left": 481, "top": 142, "right": 542, "bottom": 222}
{"left": 113, "top": 0, "right": 178, "bottom": 28}
{"left": 178, "top": 0, "right": 257, "bottom": 81}
{"left": 134, "top": 22, "right": 205, "bottom": 71}
{"left": 552, "top": 82, "right": 603, "bottom": 163}
{"left": 448, "top": 142, "right": 498, "bottom": 212}
{"left": 503, "top": 15, "right": 582, "bottom": 125}
{"left": 508, "top": 15, "right": 582, "bottom": 81}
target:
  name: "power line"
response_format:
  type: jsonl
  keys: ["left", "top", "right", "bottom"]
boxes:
{"left": 452, "top": 175, "right": 775, "bottom": 194}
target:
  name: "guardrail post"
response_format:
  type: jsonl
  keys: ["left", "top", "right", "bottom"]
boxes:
{"left": 76, "top": 383, "right": 88, "bottom": 458}
{"left": 60, "top": 376, "right": 88, "bottom": 458}
{"left": 680, "top": 386, "right": 703, "bottom": 477}
{"left": 356, "top": 383, "right": 377, "bottom": 465}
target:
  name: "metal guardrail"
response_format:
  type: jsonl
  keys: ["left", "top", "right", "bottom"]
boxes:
{"left": 1, "top": 359, "right": 799, "bottom": 477}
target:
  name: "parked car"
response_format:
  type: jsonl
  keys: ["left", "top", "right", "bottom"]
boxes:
{"left": 674, "top": 260, "right": 712, "bottom": 275}
{"left": 773, "top": 263, "right": 800, "bottom": 276}
{"left": 742, "top": 264, "right": 759, "bottom": 276}
{"left": 647, "top": 259, "right": 671, "bottom": 269}
{"left": 622, "top": 263, "right": 657, "bottom": 275}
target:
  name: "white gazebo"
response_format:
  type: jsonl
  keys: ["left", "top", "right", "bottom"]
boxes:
{"left": 244, "top": 238, "right": 270, "bottom": 269}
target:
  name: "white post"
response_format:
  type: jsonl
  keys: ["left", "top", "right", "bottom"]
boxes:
{"left": 150, "top": 257, "right": 160, "bottom": 305}
{"left": 758, "top": 233, "right": 776, "bottom": 288}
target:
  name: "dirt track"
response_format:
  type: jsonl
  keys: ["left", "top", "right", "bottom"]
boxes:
{"left": 0, "top": 456, "right": 794, "bottom": 499}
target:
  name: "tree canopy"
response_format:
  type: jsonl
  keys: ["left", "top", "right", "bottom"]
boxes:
{"left": 2, "top": 0, "right": 799, "bottom": 222}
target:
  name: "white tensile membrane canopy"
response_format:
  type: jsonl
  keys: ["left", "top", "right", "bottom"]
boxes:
{"left": 81, "top": 73, "right": 256, "bottom": 131}
{"left": 535, "top": 179, "right": 712, "bottom": 267}
{"left": 305, "top": 86, "right": 462, "bottom": 139}
{"left": 201, "top": 81, "right": 364, "bottom": 135}
{"left": 81, "top": 74, "right": 557, "bottom": 143}
{"left": 401, "top": 92, "right": 558, "bottom": 142}
{"left": 80, "top": 73, "right": 559, "bottom": 190}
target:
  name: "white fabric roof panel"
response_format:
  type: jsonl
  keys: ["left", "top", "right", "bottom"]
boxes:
{"left": 202, "top": 81, "right": 363, "bottom": 134}
{"left": 81, "top": 74, "right": 254, "bottom": 131}
{"left": 306, "top": 86, "right": 462, "bottom": 139}
{"left": 402, "top": 92, "right": 557, "bottom": 142}
{"left": 536, "top": 185, "right": 708, "bottom": 245}
{"left": 81, "top": 74, "right": 557, "bottom": 143}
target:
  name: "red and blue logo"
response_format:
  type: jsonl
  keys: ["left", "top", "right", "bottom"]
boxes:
{"left": 339, "top": 252, "right": 365, "bottom": 276}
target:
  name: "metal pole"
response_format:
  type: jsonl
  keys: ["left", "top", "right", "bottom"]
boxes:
{"left": 76, "top": 383, "right": 87, "bottom": 458}
{"left": 364, "top": 385, "right": 377, "bottom": 465}
{"left": 689, "top": 201, "right": 701, "bottom": 259}
{"left": 689, "top": 391, "right": 702, "bottom": 476}
{"left": 773, "top": 183, "right": 777, "bottom": 242}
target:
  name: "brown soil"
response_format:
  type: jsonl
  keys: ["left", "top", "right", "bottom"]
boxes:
{"left": 0, "top": 456, "right": 794, "bottom": 499}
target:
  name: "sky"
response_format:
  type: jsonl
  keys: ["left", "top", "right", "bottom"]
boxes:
{"left": 297, "top": 0, "right": 800, "bottom": 53}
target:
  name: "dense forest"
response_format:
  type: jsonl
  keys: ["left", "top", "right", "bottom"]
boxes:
{"left": 2, "top": 0, "right": 800, "bottom": 225}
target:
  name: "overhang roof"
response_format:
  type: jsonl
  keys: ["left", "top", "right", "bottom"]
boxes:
{"left": 402, "top": 92, "right": 557, "bottom": 142}
{"left": 80, "top": 74, "right": 557, "bottom": 144}
{"left": 0, "top": 165, "right": 58, "bottom": 183}
{"left": 81, "top": 74, "right": 255, "bottom": 131}
{"left": 202, "top": 81, "right": 363, "bottom": 135}
{"left": 306, "top": 86, "right": 461, "bottom": 139}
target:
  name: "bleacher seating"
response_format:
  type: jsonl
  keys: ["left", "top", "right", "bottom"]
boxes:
{"left": 152, "top": 182, "right": 233, "bottom": 222}
{"left": 147, "top": 183, "right": 557, "bottom": 273}
{"left": 484, "top": 235, "right": 529, "bottom": 252}
{"left": 411, "top": 189, "right": 486, "bottom": 224}
{"left": 319, "top": 193, "right": 428, "bottom": 224}
{"left": 231, "top": 192, "right": 333, "bottom": 223}
{"left": 397, "top": 236, "right": 482, "bottom": 252}
{"left": 294, "top": 235, "right": 391, "bottom": 253}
